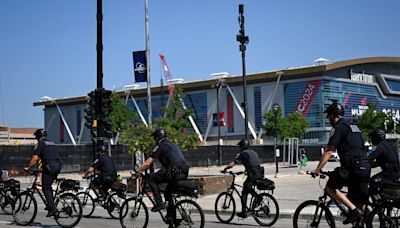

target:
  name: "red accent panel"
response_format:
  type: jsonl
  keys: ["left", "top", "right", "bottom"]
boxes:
{"left": 227, "top": 94, "right": 234, "bottom": 131}
{"left": 343, "top": 93, "right": 352, "bottom": 107}
{"left": 295, "top": 80, "right": 322, "bottom": 117}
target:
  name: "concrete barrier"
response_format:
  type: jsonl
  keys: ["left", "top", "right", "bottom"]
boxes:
{"left": 126, "top": 175, "right": 232, "bottom": 196}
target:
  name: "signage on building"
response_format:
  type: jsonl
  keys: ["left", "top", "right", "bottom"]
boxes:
{"left": 349, "top": 69, "right": 374, "bottom": 83}
{"left": 351, "top": 106, "right": 400, "bottom": 122}
{"left": 302, "top": 138, "right": 319, "bottom": 144}
{"left": 351, "top": 105, "right": 369, "bottom": 116}
{"left": 295, "top": 80, "right": 321, "bottom": 117}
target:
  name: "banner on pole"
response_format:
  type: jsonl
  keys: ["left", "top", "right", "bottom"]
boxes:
{"left": 132, "top": 51, "right": 147, "bottom": 82}
{"left": 213, "top": 112, "right": 226, "bottom": 127}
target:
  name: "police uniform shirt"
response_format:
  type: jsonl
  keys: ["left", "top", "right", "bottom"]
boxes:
{"left": 33, "top": 139, "right": 60, "bottom": 163}
{"left": 369, "top": 140, "right": 400, "bottom": 172}
{"left": 234, "top": 149, "right": 261, "bottom": 171}
{"left": 92, "top": 154, "right": 117, "bottom": 175}
{"left": 328, "top": 118, "right": 366, "bottom": 166}
{"left": 150, "top": 140, "right": 186, "bottom": 169}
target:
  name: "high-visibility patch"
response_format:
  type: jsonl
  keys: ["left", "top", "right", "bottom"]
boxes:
{"left": 330, "top": 128, "right": 335, "bottom": 136}
{"left": 153, "top": 145, "right": 159, "bottom": 152}
{"left": 350, "top": 125, "right": 361, "bottom": 132}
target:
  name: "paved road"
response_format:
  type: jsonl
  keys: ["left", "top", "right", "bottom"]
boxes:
{"left": 0, "top": 160, "right": 376, "bottom": 227}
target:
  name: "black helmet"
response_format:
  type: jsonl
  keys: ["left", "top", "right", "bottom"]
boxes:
{"left": 33, "top": 128, "right": 47, "bottom": 140}
{"left": 324, "top": 101, "right": 344, "bottom": 118}
{"left": 237, "top": 139, "right": 249, "bottom": 149}
{"left": 96, "top": 144, "right": 107, "bottom": 155}
{"left": 152, "top": 128, "right": 167, "bottom": 141}
{"left": 368, "top": 129, "right": 385, "bottom": 146}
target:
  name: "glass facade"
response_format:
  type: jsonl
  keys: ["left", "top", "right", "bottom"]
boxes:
{"left": 285, "top": 78, "right": 400, "bottom": 144}
{"left": 254, "top": 87, "right": 262, "bottom": 130}
{"left": 284, "top": 80, "right": 324, "bottom": 128}
{"left": 386, "top": 79, "right": 400, "bottom": 92}
{"left": 133, "top": 92, "right": 208, "bottom": 133}
{"left": 76, "top": 110, "right": 81, "bottom": 136}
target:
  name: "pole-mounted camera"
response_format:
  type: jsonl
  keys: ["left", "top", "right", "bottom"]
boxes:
{"left": 236, "top": 4, "right": 250, "bottom": 141}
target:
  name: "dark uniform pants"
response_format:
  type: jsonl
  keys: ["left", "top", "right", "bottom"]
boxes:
{"left": 42, "top": 161, "right": 62, "bottom": 210}
{"left": 149, "top": 169, "right": 188, "bottom": 206}
{"left": 242, "top": 170, "right": 263, "bottom": 213}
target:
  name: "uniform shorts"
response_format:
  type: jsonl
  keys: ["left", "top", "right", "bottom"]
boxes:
{"left": 327, "top": 164, "right": 371, "bottom": 204}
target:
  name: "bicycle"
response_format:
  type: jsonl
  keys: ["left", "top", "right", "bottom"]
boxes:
{"left": 293, "top": 170, "right": 374, "bottom": 228}
{"left": 76, "top": 173, "right": 126, "bottom": 219}
{"left": 119, "top": 170, "right": 205, "bottom": 228}
{"left": 366, "top": 179, "right": 400, "bottom": 228}
{"left": 214, "top": 170, "right": 279, "bottom": 226}
{"left": 0, "top": 178, "right": 20, "bottom": 215}
{"left": 12, "top": 169, "right": 82, "bottom": 228}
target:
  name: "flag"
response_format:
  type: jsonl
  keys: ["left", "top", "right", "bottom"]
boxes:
{"left": 132, "top": 51, "right": 147, "bottom": 82}
{"left": 213, "top": 112, "right": 226, "bottom": 127}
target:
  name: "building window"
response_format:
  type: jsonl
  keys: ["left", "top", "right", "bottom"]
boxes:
{"left": 59, "top": 116, "right": 64, "bottom": 143}
{"left": 386, "top": 79, "right": 400, "bottom": 92}
{"left": 254, "top": 87, "right": 262, "bottom": 130}
{"left": 76, "top": 110, "right": 81, "bottom": 136}
{"left": 184, "top": 92, "right": 207, "bottom": 133}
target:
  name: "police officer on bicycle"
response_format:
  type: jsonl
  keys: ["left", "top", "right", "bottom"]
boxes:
{"left": 24, "top": 129, "right": 62, "bottom": 217}
{"left": 139, "top": 128, "right": 189, "bottom": 212}
{"left": 84, "top": 145, "right": 117, "bottom": 200}
{"left": 368, "top": 129, "right": 400, "bottom": 198}
{"left": 312, "top": 101, "right": 371, "bottom": 224}
{"left": 223, "top": 139, "right": 264, "bottom": 218}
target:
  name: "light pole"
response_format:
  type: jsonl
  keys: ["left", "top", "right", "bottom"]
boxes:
{"left": 215, "top": 80, "right": 225, "bottom": 166}
{"left": 236, "top": 4, "right": 249, "bottom": 140}
{"left": 272, "top": 103, "right": 280, "bottom": 177}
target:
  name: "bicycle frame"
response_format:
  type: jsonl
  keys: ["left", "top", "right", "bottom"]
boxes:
{"left": 224, "top": 171, "right": 256, "bottom": 213}
{"left": 134, "top": 173, "right": 180, "bottom": 223}
{"left": 23, "top": 171, "right": 63, "bottom": 209}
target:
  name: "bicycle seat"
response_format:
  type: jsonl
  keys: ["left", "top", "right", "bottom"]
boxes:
{"left": 56, "top": 178, "right": 66, "bottom": 182}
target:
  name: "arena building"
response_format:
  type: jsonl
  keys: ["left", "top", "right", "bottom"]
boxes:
{"left": 33, "top": 57, "right": 400, "bottom": 146}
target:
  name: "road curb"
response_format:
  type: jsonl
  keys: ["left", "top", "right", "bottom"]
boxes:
{"left": 201, "top": 209, "right": 293, "bottom": 219}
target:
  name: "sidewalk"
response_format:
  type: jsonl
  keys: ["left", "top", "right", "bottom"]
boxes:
{"left": 13, "top": 161, "right": 339, "bottom": 217}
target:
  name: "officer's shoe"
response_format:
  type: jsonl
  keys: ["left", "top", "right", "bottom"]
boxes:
{"left": 343, "top": 208, "right": 361, "bottom": 225}
{"left": 151, "top": 202, "right": 166, "bottom": 212}
{"left": 46, "top": 208, "right": 57, "bottom": 217}
{"left": 236, "top": 211, "right": 248, "bottom": 218}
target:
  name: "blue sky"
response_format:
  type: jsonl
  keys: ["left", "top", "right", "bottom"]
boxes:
{"left": 0, "top": 0, "right": 400, "bottom": 128}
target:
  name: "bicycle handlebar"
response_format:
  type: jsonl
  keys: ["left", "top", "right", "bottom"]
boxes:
{"left": 306, "top": 170, "right": 333, "bottom": 179}
{"left": 220, "top": 170, "right": 245, "bottom": 176}
{"left": 130, "top": 170, "right": 145, "bottom": 178}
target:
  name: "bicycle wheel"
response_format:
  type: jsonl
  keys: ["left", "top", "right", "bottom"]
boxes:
{"left": 174, "top": 199, "right": 205, "bottom": 228}
{"left": 55, "top": 192, "right": 83, "bottom": 228}
{"left": 107, "top": 192, "right": 125, "bottom": 219}
{"left": 293, "top": 200, "right": 335, "bottom": 228}
{"left": 1, "top": 188, "right": 18, "bottom": 215}
{"left": 76, "top": 191, "right": 95, "bottom": 217}
{"left": 119, "top": 197, "right": 148, "bottom": 228}
{"left": 367, "top": 201, "right": 400, "bottom": 228}
{"left": 12, "top": 191, "right": 37, "bottom": 226}
{"left": 215, "top": 192, "right": 236, "bottom": 223}
{"left": 251, "top": 192, "right": 279, "bottom": 226}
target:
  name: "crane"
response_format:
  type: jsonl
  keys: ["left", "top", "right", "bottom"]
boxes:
{"left": 159, "top": 53, "right": 174, "bottom": 94}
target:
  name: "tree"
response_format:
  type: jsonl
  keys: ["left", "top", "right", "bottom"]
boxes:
{"left": 262, "top": 108, "right": 308, "bottom": 141}
{"left": 357, "top": 102, "right": 396, "bottom": 140}
{"left": 109, "top": 92, "right": 136, "bottom": 133}
{"left": 155, "top": 86, "right": 199, "bottom": 152}
{"left": 281, "top": 112, "right": 308, "bottom": 140}
{"left": 261, "top": 107, "right": 285, "bottom": 138}
{"left": 118, "top": 85, "right": 199, "bottom": 155}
